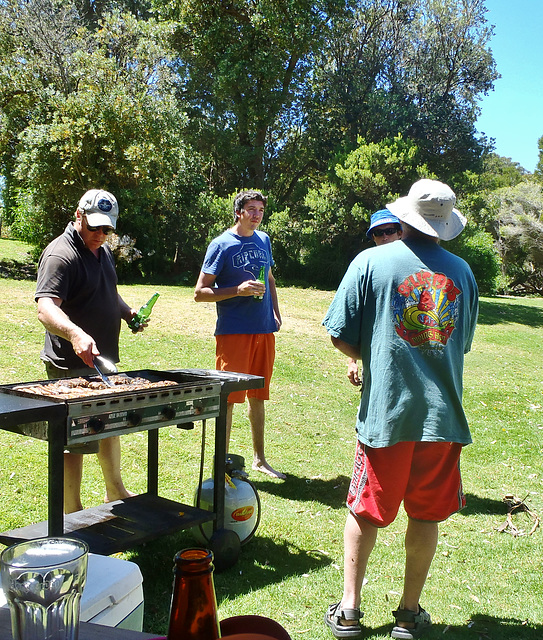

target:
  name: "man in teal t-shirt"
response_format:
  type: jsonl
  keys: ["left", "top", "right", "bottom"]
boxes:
{"left": 323, "top": 180, "right": 478, "bottom": 640}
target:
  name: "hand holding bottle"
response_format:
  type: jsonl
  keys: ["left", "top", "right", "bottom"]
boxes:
{"left": 128, "top": 292, "right": 159, "bottom": 332}
{"left": 254, "top": 266, "right": 266, "bottom": 300}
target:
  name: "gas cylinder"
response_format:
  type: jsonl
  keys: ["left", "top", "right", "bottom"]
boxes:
{"left": 194, "top": 456, "right": 260, "bottom": 545}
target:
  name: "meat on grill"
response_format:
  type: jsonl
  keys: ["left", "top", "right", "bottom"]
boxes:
{"left": 14, "top": 375, "right": 177, "bottom": 400}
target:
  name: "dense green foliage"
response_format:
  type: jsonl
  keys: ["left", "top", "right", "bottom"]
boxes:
{"left": 1, "top": 0, "right": 542, "bottom": 293}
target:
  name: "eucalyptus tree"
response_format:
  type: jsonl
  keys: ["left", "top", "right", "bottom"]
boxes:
{"left": 303, "top": 0, "right": 498, "bottom": 184}
{"left": 153, "top": 0, "right": 341, "bottom": 193}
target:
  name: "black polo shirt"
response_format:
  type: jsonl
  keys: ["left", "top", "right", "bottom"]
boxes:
{"left": 35, "top": 222, "right": 121, "bottom": 369}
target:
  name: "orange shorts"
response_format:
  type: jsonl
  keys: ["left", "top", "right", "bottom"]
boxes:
{"left": 215, "top": 333, "right": 275, "bottom": 403}
{"left": 347, "top": 440, "right": 465, "bottom": 526}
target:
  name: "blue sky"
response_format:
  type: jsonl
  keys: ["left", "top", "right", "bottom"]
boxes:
{"left": 475, "top": 1, "right": 543, "bottom": 172}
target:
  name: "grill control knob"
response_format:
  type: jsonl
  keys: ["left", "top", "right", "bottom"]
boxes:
{"left": 87, "top": 417, "right": 105, "bottom": 434}
{"left": 127, "top": 412, "right": 142, "bottom": 427}
{"left": 161, "top": 406, "right": 176, "bottom": 421}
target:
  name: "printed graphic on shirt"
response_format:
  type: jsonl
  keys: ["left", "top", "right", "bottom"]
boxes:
{"left": 392, "top": 270, "right": 462, "bottom": 349}
{"left": 231, "top": 242, "right": 267, "bottom": 280}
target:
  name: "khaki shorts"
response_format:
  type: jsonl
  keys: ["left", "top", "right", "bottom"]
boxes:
{"left": 44, "top": 361, "right": 100, "bottom": 455}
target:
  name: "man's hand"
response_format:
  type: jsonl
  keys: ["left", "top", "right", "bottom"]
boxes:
{"left": 347, "top": 359, "right": 362, "bottom": 386}
{"left": 70, "top": 328, "right": 100, "bottom": 368}
{"left": 237, "top": 279, "right": 266, "bottom": 297}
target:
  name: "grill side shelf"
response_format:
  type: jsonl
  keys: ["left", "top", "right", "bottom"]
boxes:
{"left": 0, "top": 390, "right": 66, "bottom": 431}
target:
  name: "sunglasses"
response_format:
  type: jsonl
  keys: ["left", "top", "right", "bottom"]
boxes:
{"left": 85, "top": 218, "right": 114, "bottom": 235}
{"left": 372, "top": 227, "right": 400, "bottom": 237}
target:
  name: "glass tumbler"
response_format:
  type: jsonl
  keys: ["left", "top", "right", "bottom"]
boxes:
{"left": 0, "top": 537, "right": 88, "bottom": 640}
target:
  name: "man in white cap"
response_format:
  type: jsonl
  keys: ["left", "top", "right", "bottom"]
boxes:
{"left": 36, "top": 189, "right": 140, "bottom": 513}
{"left": 323, "top": 179, "right": 478, "bottom": 639}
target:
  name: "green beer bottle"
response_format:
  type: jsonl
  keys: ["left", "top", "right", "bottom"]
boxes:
{"left": 254, "top": 265, "right": 266, "bottom": 301}
{"left": 128, "top": 292, "right": 160, "bottom": 332}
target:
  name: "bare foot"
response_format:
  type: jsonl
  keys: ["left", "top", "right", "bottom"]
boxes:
{"left": 104, "top": 489, "right": 137, "bottom": 503}
{"left": 252, "top": 462, "right": 286, "bottom": 480}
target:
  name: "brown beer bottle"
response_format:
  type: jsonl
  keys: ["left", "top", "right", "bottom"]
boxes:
{"left": 167, "top": 548, "right": 221, "bottom": 639}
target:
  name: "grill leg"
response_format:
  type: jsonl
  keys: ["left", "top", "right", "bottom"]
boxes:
{"left": 147, "top": 428, "right": 159, "bottom": 496}
{"left": 212, "top": 391, "right": 228, "bottom": 532}
{"left": 48, "top": 420, "right": 66, "bottom": 536}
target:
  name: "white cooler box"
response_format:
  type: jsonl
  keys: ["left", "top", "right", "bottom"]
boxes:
{"left": 0, "top": 553, "right": 144, "bottom": 631}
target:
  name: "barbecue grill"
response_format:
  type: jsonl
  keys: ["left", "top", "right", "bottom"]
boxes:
{"left": 0, "top": 368, "right": 263, "bottom": 559}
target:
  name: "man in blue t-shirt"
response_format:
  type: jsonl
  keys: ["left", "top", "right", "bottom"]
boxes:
{"left": 323, "top": 180, "right": 478, "bottom": 639}
{"left": 194, "top": 190, "right": 285, "bottom": 479}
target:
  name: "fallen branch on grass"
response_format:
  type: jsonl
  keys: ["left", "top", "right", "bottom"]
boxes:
{"left": 497, "top": 494, "right": 540, "bottom": 537}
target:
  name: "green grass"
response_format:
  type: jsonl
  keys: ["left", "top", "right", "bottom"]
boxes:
{"left": 1, "top": 239, "right": 542, "bottom": 639}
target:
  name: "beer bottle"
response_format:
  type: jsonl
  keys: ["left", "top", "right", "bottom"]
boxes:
{"left": 128, "top": 292, "right": 159, "bottom": 332}
{"left": 254, "top": 266, "right": 266, "bottom": 301}
{"left": 167, "top": 548, "right": 221, "bottom": 640}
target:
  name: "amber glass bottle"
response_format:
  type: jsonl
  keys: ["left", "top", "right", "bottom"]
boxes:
{"left": 167, "top": 548, "right": 221, "bottom": 640}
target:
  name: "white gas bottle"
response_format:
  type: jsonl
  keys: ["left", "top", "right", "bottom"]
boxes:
{"left": 194, "top": 473, "right": 259, "bottom": 544}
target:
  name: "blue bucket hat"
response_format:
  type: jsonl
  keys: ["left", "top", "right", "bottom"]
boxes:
{"left": 366, "top": 209, "right": 401, "bottom": 238}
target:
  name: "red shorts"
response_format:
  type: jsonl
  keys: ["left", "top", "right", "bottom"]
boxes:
{"left": 215, "top": 333, "right": 275, "bottom": 403}
{"left": 347, "top": 440, "right": 465, "bottom": 526}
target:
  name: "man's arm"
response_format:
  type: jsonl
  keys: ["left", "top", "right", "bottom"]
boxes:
{"left": 330, "top": 336, "right": 360, "bottom": 361}
{"left": 194, "top": 271, "right": 265, "bottom": 302}
{"left": 268, "top": 268, "right": 282, "bottom": 329}
{"left": 37, "top": 297, "right": 98, "bottom": 368}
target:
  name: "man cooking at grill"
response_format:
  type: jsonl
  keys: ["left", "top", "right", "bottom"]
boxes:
{"left": 194, "top": 189, "right": 285, "bottom": 479}
{"left": 323, "top": 179, "right": 478, "bottom": 639}
{"left": 35, "top": 188, "right": 139, "bottom": 513}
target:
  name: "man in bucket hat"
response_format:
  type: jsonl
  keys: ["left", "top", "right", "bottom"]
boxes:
{"left": 323, "top": 179, "right": 478, "bottom": 639}
{"left": 36, "top": 189, "right": 140, "bottom": 513}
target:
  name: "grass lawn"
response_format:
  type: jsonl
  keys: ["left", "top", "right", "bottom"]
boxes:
{"left": 0, "top": 239, "right": 542, "bottom": 639}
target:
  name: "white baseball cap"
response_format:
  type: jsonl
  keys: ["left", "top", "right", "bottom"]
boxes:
{"left": 78, "top": 189, "right": 118, "bottom": 229}
{"left": 386, "top": 179, "right": 466, "bottom": 241}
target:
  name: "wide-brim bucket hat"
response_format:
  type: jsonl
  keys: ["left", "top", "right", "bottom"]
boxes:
{"left": 386, "top": 179, "right": 466, "bottom": 240}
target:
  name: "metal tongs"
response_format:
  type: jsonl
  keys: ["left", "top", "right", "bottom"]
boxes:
{"left": 93, "top": 356, "right": 118, "bottom": 387}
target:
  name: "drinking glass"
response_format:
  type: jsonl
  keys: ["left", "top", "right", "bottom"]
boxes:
{"left": 0, "top": 537, "right": 88, "bottom": 640}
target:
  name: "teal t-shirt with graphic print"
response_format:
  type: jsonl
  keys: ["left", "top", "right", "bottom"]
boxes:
{"left": 323, "top": 238, "right": 478, "bottom": 448}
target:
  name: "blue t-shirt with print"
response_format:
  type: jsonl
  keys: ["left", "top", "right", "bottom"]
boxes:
{"left": 323, "top": 238, "right": 479, "bottom": 448}
{"left": 202, "top": 229, "right": 277, "bottom": 335}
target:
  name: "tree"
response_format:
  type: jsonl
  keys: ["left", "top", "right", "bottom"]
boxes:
{"left": 1, "top": 0, "right": 502, "bottom": 285}
{"left": 152, "top": 0, "right": 336, "bottom": 193}
{"left": 536, "top": 134, "right": 543, "bottom": 181}
{"left": 3, "top": 4, "right": 205, "bottom": 276}
{"left": 303, "top": 0, "right": 498, "bottom": 184}
{"left": 268, "top": 135, "right": 430, "bottom": 286}
{"left": 491, "top": 181, "right": 543, "bottom": 294}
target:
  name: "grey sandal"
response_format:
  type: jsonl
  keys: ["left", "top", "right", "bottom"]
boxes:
{"left": 391, "top": 606, "right": 432, "bottom": 639}
{"left": 324, "top": 602, "right": 364, "bottom": 638}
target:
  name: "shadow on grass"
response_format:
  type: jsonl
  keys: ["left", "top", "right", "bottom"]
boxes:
{"left": 363, "top": 615, "right": 543, "bottom": 639}
{"left": 460, "top": 492, "right": 507, "bottom": 517}
{"left": 478, "top": 299, "right": 543, "bottom": 327}
{"left": 0, "top": 258, "right": 37, "bottom": 280}
{"left": 251, "top": 473, "right": 351, "bottom": 508}
{"left": 129, "top": 529, "right": 333, "bottom": 633}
